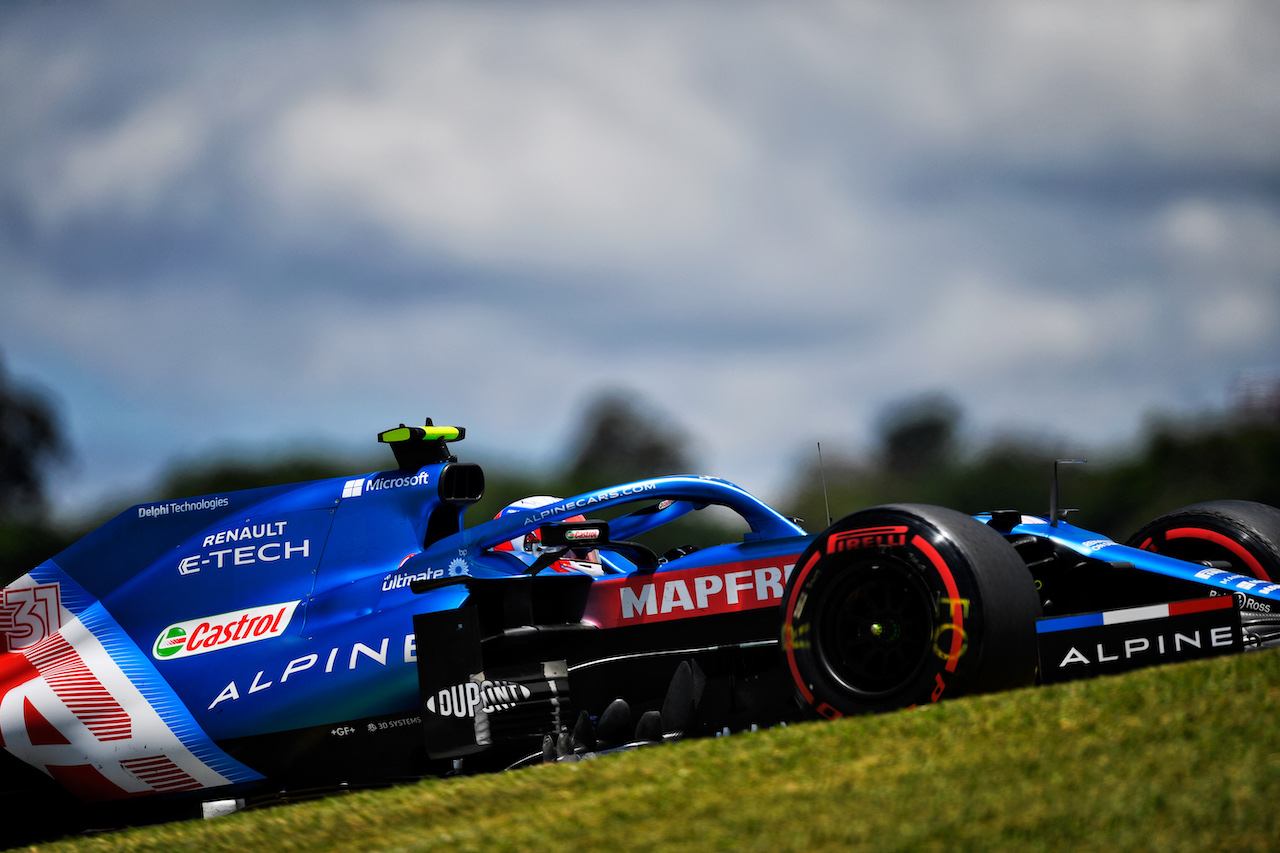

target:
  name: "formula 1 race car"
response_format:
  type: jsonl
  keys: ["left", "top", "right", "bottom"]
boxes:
{"left": 4, "top": 422, "right": 1280, "bottom": 838}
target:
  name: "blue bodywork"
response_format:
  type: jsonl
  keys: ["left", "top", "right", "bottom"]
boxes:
{"left": 42, "top": 469, "right": 805, "bottom": 740}
{"left": 977, "top": 512, "right": 1280, "bottom": 609}
{"left": 2, "top": 433, "right": 1275, "bottom": 808}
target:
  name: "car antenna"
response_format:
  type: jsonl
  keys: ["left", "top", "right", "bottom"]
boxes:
{"left": 818, "top": 442, "right": 832, "bottom": 526}
{"left": 1049, "top": 458, "right": 1086, "bottom": 526}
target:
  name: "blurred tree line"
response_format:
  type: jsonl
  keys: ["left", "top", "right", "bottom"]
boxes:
{"left": 783, "top": 390, "right": 1280, "bottom": 540}
{"left": 0, "top": 354, "right": 70, "bottom": 581}
{"left": 3, "top": 356, "right": 1280, "bottom": 584}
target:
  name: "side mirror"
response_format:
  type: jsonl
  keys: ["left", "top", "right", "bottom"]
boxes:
{"left": 525, "top": 519, "right": 659, "bottom": 574}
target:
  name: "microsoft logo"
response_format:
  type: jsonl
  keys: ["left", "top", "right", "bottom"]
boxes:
{"left": 342, "top": 479, "right": 365, "bottom": 499}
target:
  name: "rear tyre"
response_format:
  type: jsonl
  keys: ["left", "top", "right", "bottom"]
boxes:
{"left": 781, "top": 504, "right": 1040, "bottom": 717}
{"left": 1126, "top": 500, "right": 1280, "bottom": 583}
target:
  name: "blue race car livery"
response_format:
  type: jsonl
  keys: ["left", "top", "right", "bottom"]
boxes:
{"left": 4, "top": 421, "right": 1280, "bottom": 833}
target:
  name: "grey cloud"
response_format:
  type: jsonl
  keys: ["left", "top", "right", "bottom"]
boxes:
{"left": 0, "top": 0, "right": 1277, "bottom": 514}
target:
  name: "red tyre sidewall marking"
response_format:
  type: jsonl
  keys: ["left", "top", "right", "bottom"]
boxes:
{"left": 783, "top": 550, "right": 822, "bottom": 706}
{"left": 910, "top": 535, "right": 964, "bottom": 674}
{"left": 814, "top": 702, "right": 842, "bottom": 720}
{"left": 1166, "top": 527, "right": 1270, "bottom": 582}
{"left": 785, "top": 530, "right": 967, "bottom": 711}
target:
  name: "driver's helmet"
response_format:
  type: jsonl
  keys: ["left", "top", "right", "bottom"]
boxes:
{"left": 491, "top": 496, "right": 586, "bottom": 566}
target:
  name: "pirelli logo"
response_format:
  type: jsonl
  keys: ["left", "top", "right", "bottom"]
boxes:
{"left": 827, "top": 526, "right": 909, "bottom": 554}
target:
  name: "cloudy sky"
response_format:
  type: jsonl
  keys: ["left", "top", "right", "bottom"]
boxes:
{"left": 2, "top": 0, "right": 1278, "bottom": 517}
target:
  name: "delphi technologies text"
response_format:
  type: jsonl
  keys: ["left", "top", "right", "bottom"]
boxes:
{"left": 138, "top": 497, "right": 230, "bottom": 518}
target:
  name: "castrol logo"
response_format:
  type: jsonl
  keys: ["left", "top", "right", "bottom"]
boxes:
{"left": 153, "top": 601, "right": 300, "bottom": 660}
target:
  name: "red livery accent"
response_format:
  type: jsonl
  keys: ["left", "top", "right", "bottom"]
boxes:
{"left": 1169, "top": 596, "right": 1236, "bottom": 616}
{"left": 121, "top": 755, "right": 204, "bottom": 793}
{"left": 0, "top": 647, "right": 40, "bottom": 693}
{"left": 23, "top": 696, "right": 70, "bottom": 746}
{"left": 23, "top": 633, "right": 131, "bottom": 742}
{"left": 584, "top": 555, "right": 801, "bottom": 628}
{"left": 0, "top": 651, "right": 40, "bottom": 748}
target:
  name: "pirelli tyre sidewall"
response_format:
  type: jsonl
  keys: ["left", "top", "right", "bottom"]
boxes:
{"left": 781, "top": 504, "right": 1040, "bottom": 718}
{"left": 1127, "top": 500, "right": 1280, "bottom": 584}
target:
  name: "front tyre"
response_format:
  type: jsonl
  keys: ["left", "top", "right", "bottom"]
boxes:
{"left": 781, "top": 504, "right": 1040, "bottom": 717}
{"left": 1126, "top": 500, "right": 1280, "bottom": 583}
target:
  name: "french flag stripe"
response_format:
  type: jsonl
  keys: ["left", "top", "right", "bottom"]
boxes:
{"left": 1037, "top": 597, "right": 1232, "bottom": 634}
{"left": 1169, "top": 596, "right": 1235, "bottom": 616}
{"left": 1101, "top": 604, "right": 1170, "bottom": 626}
{"left": 1036, "top": 613, "right": 1103, "bottom": 634}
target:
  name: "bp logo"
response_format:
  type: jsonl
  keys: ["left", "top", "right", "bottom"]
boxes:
{"left": 155, "top": 626, "right": 188, "bottom": 658}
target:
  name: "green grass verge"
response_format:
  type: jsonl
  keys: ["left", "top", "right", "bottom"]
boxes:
{"left": 27, "top": 649, "right": 1280, "bottom": 853}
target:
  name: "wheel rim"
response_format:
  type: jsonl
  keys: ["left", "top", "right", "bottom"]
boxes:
{"left": 814, "top": 560, "right": 934, "bottom": 698}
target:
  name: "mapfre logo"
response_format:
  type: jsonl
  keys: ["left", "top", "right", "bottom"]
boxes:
{"left": 153, "top": 601, "right": 300, "bottom": 660}
{"left": 827, "top": 526, "right": 909, "bottom": 554}
{"left": 584, "top": 555, "right": 800, "bottom": 628}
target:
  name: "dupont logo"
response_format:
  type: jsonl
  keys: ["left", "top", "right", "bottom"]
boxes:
{"left": 423, "top": 680, "right": 533, "bottom": 718}
{"left": 827, "top": 526, "right": 909, "bottom": 554}
{"left": 153, "top": 600, "right": 301, "bottom": 660}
